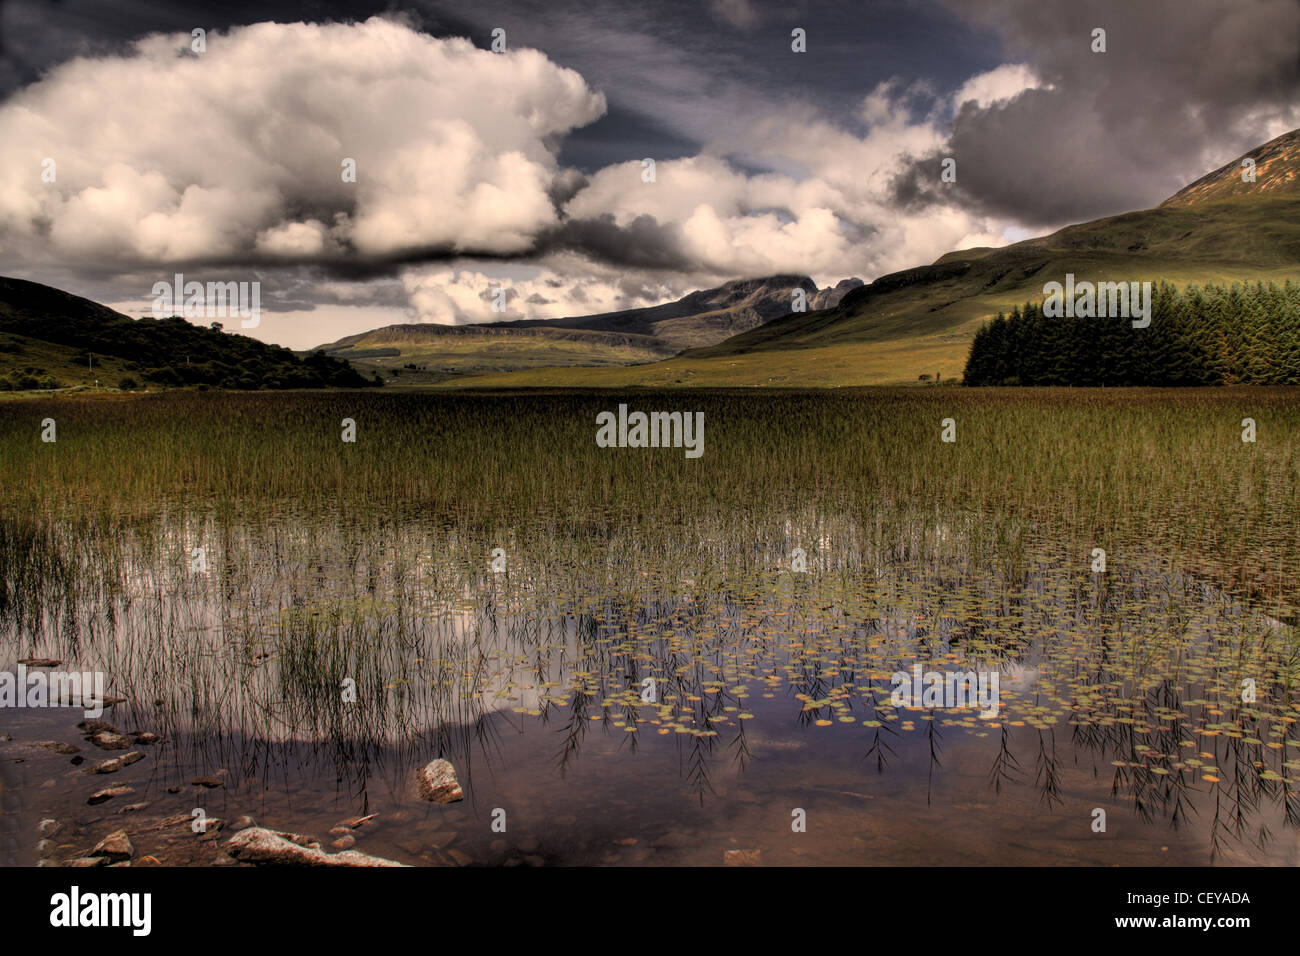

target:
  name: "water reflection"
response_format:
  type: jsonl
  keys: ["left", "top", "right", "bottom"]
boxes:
{"left": 1, "top": 510, "right": 1297, "bottom": 865}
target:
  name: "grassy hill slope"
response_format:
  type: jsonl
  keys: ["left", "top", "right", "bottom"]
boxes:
{"left": 0, "top": 276, "right": 375, "bottom": 390}
{"left": 449, "top": 129, "right": 1300, "bottom": 388}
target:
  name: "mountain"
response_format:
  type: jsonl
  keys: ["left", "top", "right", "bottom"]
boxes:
{"left": 811, "top": 277, "right": 866, "bottom": 310}
{"left": 0, "top": 276, "right": 376, "bottom": 391}
{"left": 316, "top": 274, "right": 860, "bottom": 383}
{"left": 316, "top": 322, "right": 675, "bottom": 384}
{"left": 444, "top": 127, "right": 1300, "bottom": 388}
{"left": 1161, "top": 128, "right": 1300, "bottom": 207}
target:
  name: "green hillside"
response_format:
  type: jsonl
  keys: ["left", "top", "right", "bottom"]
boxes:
{"left": 449, "top": 128, "right": 1300, "bottom": 388}
{"left": 0, "top": 276, "right": 377, "bottom": 391}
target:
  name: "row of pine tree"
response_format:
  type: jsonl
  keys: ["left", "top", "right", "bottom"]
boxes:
{"left": 962, "top": 281, "right": 1300, "bottom": 386}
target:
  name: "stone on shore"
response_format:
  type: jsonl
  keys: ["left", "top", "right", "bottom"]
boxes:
{"left": 91, "top": 829, "right": 135, "bottom": 861}
{"left": 226, "top": 827, "right": 407, "bottom": 867}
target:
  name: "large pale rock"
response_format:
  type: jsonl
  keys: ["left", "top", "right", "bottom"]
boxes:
{"left": 226, "top": 827, "right": 407, "bottom": 867}
{"left": 91, "top": 829, "right": 135, "bottom": 861}
{"left": 416, "top": 759, "right": 464, "bottom": 803}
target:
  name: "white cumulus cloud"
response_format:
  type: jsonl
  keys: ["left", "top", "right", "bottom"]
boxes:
{"left": 0, "top": 17, "right": 606, "bottom": 266}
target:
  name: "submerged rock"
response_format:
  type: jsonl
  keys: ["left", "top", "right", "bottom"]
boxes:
{"left": 416, "top": 759, "right": 464, "bottom": 803}
{"left": 226, "top": 827, "right": 407, "bottom": 867}
{"left": 84, "top": 752, "right": 144, "bottom": 774}
{"left": 651, "top": 831, "right": 692, "bottom": 849}
{"left": 34, "top": 741, "right": 79, "bottom": 755}
{"left": 77, "top": 720, "right": 118, "bottom": 735}
{"left": 428, "top": 830, "right": 457, "bottom": 850}
{"left": 723, "top": 848, "right": 762, "bottom": 867}
{"left": 90, "top": 732, "right": 131, "bottom": 751}
{"left": 337, "top": 813, "right": 378, "bottom": 829}
{"left": 88, "top": 785, "right": 134, "bottom": 805}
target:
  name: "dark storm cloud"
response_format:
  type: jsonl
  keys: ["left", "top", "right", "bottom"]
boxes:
{"left": 548, "top": 214, "right": 697, "bottom": 271}
{"left": 898, "top": 0, "right": 1300, "bottom": 225}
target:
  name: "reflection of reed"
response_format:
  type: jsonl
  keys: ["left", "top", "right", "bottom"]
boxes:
{"left": 1, "top": 504, "right": 1296, "bottom": 861}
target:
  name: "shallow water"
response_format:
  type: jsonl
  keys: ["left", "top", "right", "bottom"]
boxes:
{"left": 3, "top": 511, "right": 1296, "bottom": 866}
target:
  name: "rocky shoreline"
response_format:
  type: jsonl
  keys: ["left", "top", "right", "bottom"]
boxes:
{"left": 7, "top": 713, "right": 473, "bottom": 868}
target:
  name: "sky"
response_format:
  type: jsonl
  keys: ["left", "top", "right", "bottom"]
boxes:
{"left": 0, "top": 0, "right": 1297, "bottom": 349}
